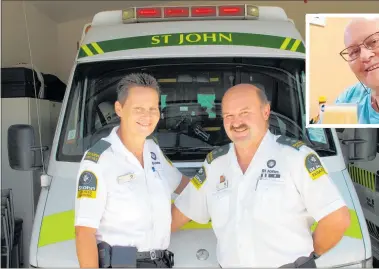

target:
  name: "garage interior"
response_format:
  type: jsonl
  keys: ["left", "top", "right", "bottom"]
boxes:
{"left": 1, "top": 1, "right": 379, "bottom": 268}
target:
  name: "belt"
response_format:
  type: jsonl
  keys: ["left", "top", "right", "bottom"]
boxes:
{"left": 136, "top": 250, "right": 166, "bottom": 260}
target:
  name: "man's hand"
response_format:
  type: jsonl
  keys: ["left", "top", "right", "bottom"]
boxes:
{"left": 174, "top": 175, "right": 190, "bottom": 195}
{"left": 312, "top": 206, "right": 351, "bottom": 255}
{"left": 171, "top": 204, "right": 191, "bottom": 232}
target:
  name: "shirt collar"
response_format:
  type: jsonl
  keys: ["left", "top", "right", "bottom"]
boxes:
{"left": 107, "top": 126, "right": 150, "bottom": 166}
{"left": 228, "top": 129, "right": 275, "bottom": 176}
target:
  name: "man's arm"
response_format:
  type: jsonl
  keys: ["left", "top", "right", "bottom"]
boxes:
{"left": 172, "top": 164, "right": 211, "bottom": 232}
{"left": 294, "top": 148, "right": 350, "bottom": 256}
{"left": 312, "top": 206, "right": 351, "bottom": 255}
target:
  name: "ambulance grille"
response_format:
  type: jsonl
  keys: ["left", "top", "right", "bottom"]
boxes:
{"left": 366, "top": 219, "right": 379, "bottom": 241}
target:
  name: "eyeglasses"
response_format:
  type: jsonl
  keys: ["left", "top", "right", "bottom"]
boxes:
{"left": 340, "top": 31, "right": 379, "bottom": 61}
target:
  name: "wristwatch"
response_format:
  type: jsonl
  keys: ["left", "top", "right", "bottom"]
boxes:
{"left": 312, "top": 252, "right": 321, "bottom": 260}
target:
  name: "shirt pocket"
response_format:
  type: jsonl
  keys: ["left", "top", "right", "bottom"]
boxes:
{"left": 209, "top": 189, "right": 232, "bottom": 229}
{"left": 108, "top": 178, "right": 149, "bottom": 221}
{"left": 252, "top": 180, "right": 285, "bottom": 221}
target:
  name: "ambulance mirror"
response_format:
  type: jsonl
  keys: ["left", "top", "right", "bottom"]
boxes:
{"left": 341, "top": 128, "right": 378, "bottom": 162}
{"left": 7, "top": 124, "right": 48, "bottom": 171}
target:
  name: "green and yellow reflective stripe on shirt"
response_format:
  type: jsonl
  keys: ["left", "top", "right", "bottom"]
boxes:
{"left": 78, "top": 32, "right": 305, "bottom": 58}
{"left": 37, "top": 207, "right": 361, "bottom": 247}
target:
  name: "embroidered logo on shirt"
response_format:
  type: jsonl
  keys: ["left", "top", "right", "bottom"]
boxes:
{"left": 83, "top": 140, "right": 111, "bottom": 163}
{"left": 191, "top": 166, "right": 207, "bottom": 190}
{"left": 267, "top": 159, "right": 276, "bottom": 168}
{"left": 305, "top": 153, "right": 327, "bottom": 180}
{"left": 276, "top": 135, "right": 305, "bottom": 151}
{"left": 77, "top": 171, "right": 97, "bottom": 199}
{"left": 150, "top": 151, "right": 162, "bottom": 168}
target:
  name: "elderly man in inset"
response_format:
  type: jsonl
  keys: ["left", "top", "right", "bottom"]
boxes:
{"left": 336, "top": 17, "right": 379, "bottom": 124}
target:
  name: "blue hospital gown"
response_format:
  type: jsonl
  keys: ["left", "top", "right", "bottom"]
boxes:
{"left": 335, "top": 82, "right": 379, "bottom": 124}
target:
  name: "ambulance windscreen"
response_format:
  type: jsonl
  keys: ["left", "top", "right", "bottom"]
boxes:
{"left": 56, "top": 57, "right": 336, "bottom": 162}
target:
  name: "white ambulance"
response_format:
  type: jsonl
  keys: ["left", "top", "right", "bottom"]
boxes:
{"left": 7, "top": 4, "right": 376, "bottom": 268}
{"left": 340, "top": 128, "right": 379, "bottom": 267}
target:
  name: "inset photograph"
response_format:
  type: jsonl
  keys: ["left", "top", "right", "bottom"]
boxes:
{"left": 306, "top": 14, "right": 379, "bottom": 127}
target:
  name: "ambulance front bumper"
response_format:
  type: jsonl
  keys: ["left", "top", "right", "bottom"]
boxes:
{"left": 333, "top": 257, "right": 373, "bottom": 268}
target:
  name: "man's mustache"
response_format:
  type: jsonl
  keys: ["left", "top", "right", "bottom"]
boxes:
{"left": 231, "top": 124, "right": 248, "bottom": 131}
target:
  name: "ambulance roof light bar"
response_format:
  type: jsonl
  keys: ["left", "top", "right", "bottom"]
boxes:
{"left": 122, "top": 4, "right": 260, "bottom": 23}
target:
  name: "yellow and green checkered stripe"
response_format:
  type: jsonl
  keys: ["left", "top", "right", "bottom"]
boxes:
{"left": 78, "top": 32, "right": 305, "bottom": 58}
{"left": 348, "top": 164, "right": 377, "bottom": 192}
{"left": 37, "top": 207, "right": 361, "bottom": 247}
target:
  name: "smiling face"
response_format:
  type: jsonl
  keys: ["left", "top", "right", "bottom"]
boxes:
{"left": 221, "top": 84, "right": 270, "bottom": 146}
{"left": 115, "top": 86, "right": 160, "bottom": 139}
{"left": 344, "top": 18, "right": 379, "bottom": 90}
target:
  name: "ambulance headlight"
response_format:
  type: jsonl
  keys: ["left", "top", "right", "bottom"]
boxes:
{"left": 246, "top": 5, "right": 259, "bottom": 18}
{"left": 122, "top": 8, "right": 135, "bottom": 22}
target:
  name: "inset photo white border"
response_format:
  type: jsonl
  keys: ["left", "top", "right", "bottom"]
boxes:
{"left": 305, "top": 13, "right": 379, "bottom": 129}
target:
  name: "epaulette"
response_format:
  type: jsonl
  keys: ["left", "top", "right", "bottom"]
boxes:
{"left": 276, "top": 135, "right": 305, "bottom": 151}
{"left": 84, "top": 140, "right": 111, "bottom": 163}
{"left": 206, "top": 144, "right": 230, "bottom": 164}
{"left": 147, "top": 135, "right": 159, "bottom": 145}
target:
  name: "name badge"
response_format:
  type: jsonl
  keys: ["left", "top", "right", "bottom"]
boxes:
{"left": 117, "top": 173, "right": 135, "bottom": 184}
{"left": 216, "top": 175, "right": 228, "bottom": 191}
{"left": 216, "top": 181, "right": 228, "bottom": 191}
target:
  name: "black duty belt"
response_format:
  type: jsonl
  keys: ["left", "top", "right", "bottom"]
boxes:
{"left": 97, "top": 241, "right": 174, "bottom": 268}
{"left": 137, "top": 250, "right": 166, "bottom": 260}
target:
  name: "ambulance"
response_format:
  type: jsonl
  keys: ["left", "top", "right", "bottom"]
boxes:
{"left": 6, "top": 4, "right": 376, "bottom": 267}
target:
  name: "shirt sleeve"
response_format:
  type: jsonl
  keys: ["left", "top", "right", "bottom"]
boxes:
{"left": 156, "top": 146, "right": 183, "bottom": 193}
{"left": 174, "top": 161, "right": 211, "bottom": 224}
{"left": 74, "top": 159, "right": 107, "bottom": 229}
{"left": 291, "top": 147, "right": 346, "bottom": 222}
{"left": 335, "top": 83, "right": 360, "bottom": 104}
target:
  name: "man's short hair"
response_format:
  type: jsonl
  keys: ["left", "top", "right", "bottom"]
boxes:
{"left": 116, "top": 73, "right": 160, "bottom": 104}
{"left": 255, "top": 85, "right": 270, "bottom": 105}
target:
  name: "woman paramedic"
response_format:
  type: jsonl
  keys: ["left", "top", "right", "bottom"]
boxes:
{"left": 74, "top": 73, "right": 189, "bottom": 268}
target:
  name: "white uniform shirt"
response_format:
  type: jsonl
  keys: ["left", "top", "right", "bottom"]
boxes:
{"left": 74, "top": 126, "right": 182, "bottom": 251}
{"left": 174, "top": 129, "right": 346, "bottom": 267}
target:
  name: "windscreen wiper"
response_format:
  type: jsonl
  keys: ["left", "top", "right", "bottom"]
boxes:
{"left": 161, "top": 146, "right": 217, "bottom": 153}
{"left": 312, "top": 147, "right": 337, "bottom": 157}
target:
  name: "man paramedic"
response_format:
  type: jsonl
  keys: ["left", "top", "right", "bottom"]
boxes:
{"left": 171, "top": 84, "right": 351, "bottom": 267}
{"left": 336, "top": 17, "right": 379, "bottom": 124}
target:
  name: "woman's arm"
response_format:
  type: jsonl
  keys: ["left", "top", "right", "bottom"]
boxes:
{"left": 75, "top": 226, "right": 99, "bottom": 268}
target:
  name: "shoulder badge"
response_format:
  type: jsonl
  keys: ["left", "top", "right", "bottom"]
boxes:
{"left": 206, "top": 144, "right": 229, "bottom": 164}
{"left": 305, "top": 153, "right": 327, "bottom": 180}
{"left": 84, "top": 140, "right": 111, "bottom": 163}
{"left": 191, "top": 166, "right": 207, "bottom": 190}
{"left": 276, "top": 135, "right": 305, "bottom": 151}
{"left": 77, "top": 170, "right": 98, "bottom": 199}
